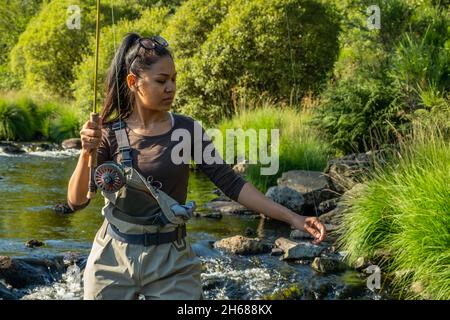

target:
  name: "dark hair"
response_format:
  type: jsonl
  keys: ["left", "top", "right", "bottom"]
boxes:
{"left": 101, "top": 32, "right": 173, "bottom": 126}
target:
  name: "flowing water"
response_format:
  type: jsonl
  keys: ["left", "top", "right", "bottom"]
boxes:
{"left": 0, "top": 150, "right": 386, "bottom": 300}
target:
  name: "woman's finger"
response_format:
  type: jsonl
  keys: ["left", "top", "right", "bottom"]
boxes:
{"left": 304, "top": 224, "right": 319, "bottom": 239}
{"left": 80, "top": 129, "right": 102, "bottom": 138}
{"left": 313, "top": 219, "right": 327, "bottom": 241}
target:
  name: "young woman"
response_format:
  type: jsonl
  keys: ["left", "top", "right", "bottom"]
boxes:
{"left": 67, "top": 33, "right": 326, "bottom": 300}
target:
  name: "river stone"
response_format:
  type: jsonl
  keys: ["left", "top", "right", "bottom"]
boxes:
{"left": 271, "top": 248, "right": 284, "bottom": 256}
{"left": 318, "top": 197, "right": 341, "bottom": 215}
{"left": 61, "top": 138, "right": 82, "bottom": 150}
{"left": 0, "top": 282, "right": 18, "bottom": 300}
{"left": 0, "top": 142, "right": 25, "bottom": 154}
{"left": 244, "top": 227, "right": 256, "bottom": 237}
{"left": 214, "top": 236, "right": 270, "bottom": 255}
{"left": 25, "top": 240, "right": 45, "bottom": 248}
{"left": 265, "top": 186, "right": 305, "bottom": 214}
{"left": 275, "top": 237, "right": 324, "bottom": 260}
{"left": 318, "top": 206, "right": 345, "bottom": 225}
{"left": 0, "top": 256, "right": 65, "bottom": 289}
{"left": 324, "top": 152, "right": 383, "bottom": 194}
{"left": 311, "top": 256, "right": 347, "bottom": 274}
{"left": 353, "top": 256, "right": 371, "bottom": 271}
{"left": 276, "top": 170, "right": 338, "bottom": 213}
{"left": 204, "top": 200, "right": 256, "bottom": 215}
{"left": 290, "top": 229, "right": 313, "bottom": 240}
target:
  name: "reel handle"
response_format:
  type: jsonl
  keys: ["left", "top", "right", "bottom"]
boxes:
{"left": 87, "top": 112, "right": 100, "bottom": 199}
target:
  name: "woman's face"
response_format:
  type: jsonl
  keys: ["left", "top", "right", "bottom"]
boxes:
{"left": 128, "top": 56, "right": 176, "bottom": 112}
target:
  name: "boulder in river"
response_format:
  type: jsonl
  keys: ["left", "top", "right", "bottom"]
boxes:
{"left": 311, "top": 256, "right": 347, "bottom": 274}
{"left": 276, "top": 170, "right": 339, "bottom": 214}
{"left": 0, "top": 255, "right": 65, "bottom": 289}
{"left": 274, "top": 237, "right": 324, "bottom": 260}
{"left": 61, "top": 138, "right": 82, "bottom": 150}
{"left": 25, "top": 239, "right": 45, "bottom": 248}
{"left": 0, "top": 142, "right": 25, "bottom": 154}
{"left": 0, "top": 282, "right": 18, "bottom": 300}
{"left": 214, "top": 235, "right": 271, "bottom": 255}
{"left": 290, "top": 229, "right": 314, "bottom": 240}
{"left": 265, "top": 186, "right": 305, "bottom": 214}
{"left": 318, "top": 197, "right": 341, "bottom": 215}
{"left": 324, "top": 152, "right": 386, "bottom": 194}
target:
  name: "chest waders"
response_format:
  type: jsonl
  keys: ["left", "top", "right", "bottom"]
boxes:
{"left": 94, "top": 120, "right": 196, "bottom": 247}
{"left": 83, "top": 118, "right": 203, "bottom": 300}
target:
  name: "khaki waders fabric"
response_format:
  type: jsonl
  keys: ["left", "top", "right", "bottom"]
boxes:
{"left": 83, "top": 219, "right": 203, "bottom": 300}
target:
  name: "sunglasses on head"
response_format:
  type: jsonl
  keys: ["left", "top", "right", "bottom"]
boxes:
{"left": 129, "top": 36, "right": 169, "bottom": 69}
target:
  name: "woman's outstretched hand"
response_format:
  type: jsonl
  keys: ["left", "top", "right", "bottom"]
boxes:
{"left": 291, "top": 215, "right": 327, "bottom": 245}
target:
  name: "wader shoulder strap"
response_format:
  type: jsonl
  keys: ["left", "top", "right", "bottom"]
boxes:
{"left": 111, "top": 121, "right": 132, "bottom": 168}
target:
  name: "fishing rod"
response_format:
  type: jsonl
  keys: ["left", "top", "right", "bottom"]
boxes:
{"left": 87, "top": 0, "right": 101, "bottom": 199}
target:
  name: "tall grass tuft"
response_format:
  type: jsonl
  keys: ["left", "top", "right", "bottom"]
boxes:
{"left": 337, "top": 118, "right": 450, "bottom": 299}
{"left": 0, "top": 93, "right": 81, "bottom": 142}
{"left": 0, "top": 98, "right": 33, "bottom": 141}
{"left": 217, "top": 95, "right": 335, "bottom": 191}
{"left": 48, "top": 105, "right": 82, "bottom": 143}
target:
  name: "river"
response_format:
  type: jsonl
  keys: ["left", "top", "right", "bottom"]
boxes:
{"left": 0, "top": 149, "right": 387, "bottom": 300}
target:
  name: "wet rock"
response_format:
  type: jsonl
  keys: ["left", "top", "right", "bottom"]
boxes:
{"left": 276, "top": 170, "right": 338, "bottom": 213}
{"left": 265, "top": 186, "right": 305, "bottom": 214}
{"left": 21, "top": 142, "right": 59, "bottom": 152}
{"left": 335, "top": 271, "right": 368, "bottom": 299}
{"left": 324, "top": 152, "right": 384, "bottom": 194}
{"left": 290, "top": 229, "right": 313, "bottom": 240}
{"left": 353, "top": 257, "right": 371, "bottom": 271}
{"left": 311, "top": 256, "right": 347, "bottom": 274}
{"left": 214, "top": 235, "right": 270, "bottom": 255}
{"left": 0, "top": 256, "right": 65, "bottom": 289}
{"left": 54, "top": 203, "right": 74, "bottom": 214}
{"left": 274, "top": 237, "right": 324, "bottom": 260}
{"left": 270, "top": 248, "right": 284, "bottom": 256}
{"left": 61, "top": 138, "right": 81, "bottom": 150}
{"left": 244, "top": 227, "right": 256, "bottom": 237}
{"left": 305, "top": 279, "right": 334, "bottom": 300}
{"left": 0, "top": 142, "right": 25, "bottom": 154}
{"left": 318, "top": 198, "right": 341, "bottom": 215}
{"left": 0, "top": 282, "right": 18, "bottom": 300}
{"left": 25, "top": 240, "right": 45, "bottom": 248}
{"left": 202, "top": 278, "right": 225, "bottom": 291}
{"left": 262, "top": 284, "right": 304, "bottom": 300}
{"left": 62, "top": 252, "right": 86, "bottom": 269}
{"left": 318, "top": 203, "right": 347, "bottom": 225}
{"left": 204, "top": 200, "right": 256, "bottom": 215}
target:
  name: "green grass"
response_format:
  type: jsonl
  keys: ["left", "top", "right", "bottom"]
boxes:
{"left": 337, "top": 119, "right": 450, "bottom": 299}
{"left": 216, "top": 98, "right": 335, "bottom": 191}
{"left": 0, "top": 92, "right": 81, "bottom": 142}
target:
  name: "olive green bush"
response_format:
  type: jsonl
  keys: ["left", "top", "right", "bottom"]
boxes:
{"left": 172, "top": 0, "right": 340, "bottom": 124}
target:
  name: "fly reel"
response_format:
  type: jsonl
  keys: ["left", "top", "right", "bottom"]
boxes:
{"left": 94, "top": 162, "right": 126, "bottom": 192}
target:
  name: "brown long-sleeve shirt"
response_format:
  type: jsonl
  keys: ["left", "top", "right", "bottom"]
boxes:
{"left": 67, "top": 112, "right": 247, "bottom": 211}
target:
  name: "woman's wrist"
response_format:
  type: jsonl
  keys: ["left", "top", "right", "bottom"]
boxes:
{"left": 80, "top": 149, "right": 91, "bottom": 159}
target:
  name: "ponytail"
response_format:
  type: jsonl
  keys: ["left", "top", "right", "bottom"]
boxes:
{"left": 101, "top": 32, "right": 140, "bottom": 126}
